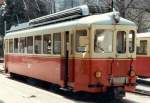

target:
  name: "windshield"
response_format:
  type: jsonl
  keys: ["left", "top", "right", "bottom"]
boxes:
{"left": 94, "top": 30, "right": 113, "bottom": 53}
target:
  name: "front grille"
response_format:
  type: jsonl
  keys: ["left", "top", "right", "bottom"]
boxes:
{"left": 110, "top": 77, "right": 128, "bottom": 85}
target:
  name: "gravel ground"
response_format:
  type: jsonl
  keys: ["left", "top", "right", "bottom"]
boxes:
{"left": 0, "top": 63, "right": 149, "bottom": 103}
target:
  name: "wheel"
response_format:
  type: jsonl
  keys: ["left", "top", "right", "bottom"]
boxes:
{"left": 9, "top": 73, "right": 16, "bottom": 78}
{"left": 107, "top": 87, "right": 125, "bottom": 100}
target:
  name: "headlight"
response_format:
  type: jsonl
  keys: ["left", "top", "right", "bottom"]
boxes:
{"left": 95, "top": 71, "right": 102, "bottom": 78}
{"left": 113, "top": 11, "right": 120, "bottom": 23}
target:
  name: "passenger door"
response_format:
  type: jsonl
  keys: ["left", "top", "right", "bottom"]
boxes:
{"left": 63, "top": 31, "right": 74, "bottom": 88}
{"left": 111, "top": 30, "right": 130, "bottom": 77}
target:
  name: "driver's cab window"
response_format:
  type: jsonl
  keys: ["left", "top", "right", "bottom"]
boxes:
{"left": 129, "top": 30, "right": 135, "bottom": 53}
{"left": 94, "top": 30, "right": 113, "bottom": 53}
{"left": 76, "top": 30, "right": 88, "bottom": 52}
{"left": 117, "top": 31, "right": 126, "bottom": 53}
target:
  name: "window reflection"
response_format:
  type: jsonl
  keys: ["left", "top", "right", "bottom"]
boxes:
{"left": 94, "top": 30, "right": 113, "bottom": 53}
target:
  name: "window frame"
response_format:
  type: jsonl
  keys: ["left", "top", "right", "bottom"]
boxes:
{"left": 91, "top": 25, "right": 115, "bottom": 58}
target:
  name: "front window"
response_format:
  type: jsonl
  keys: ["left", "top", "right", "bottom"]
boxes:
{"left": 137, "top": 40, "right": 147, "bottom": 55}
{"left": 116, "top": 31, "right": 126, "bottom": 53}
{"left": 94, "top": 30, "right": 113, "bottom": 53}
{"left": 129, "top": 30, "right": 135, "bottom": 53}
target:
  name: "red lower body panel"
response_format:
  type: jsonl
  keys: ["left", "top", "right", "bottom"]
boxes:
{"left": 136, "top": 56, "right": 150, "bottom": 77}
{"left": 5, "top": 55, "right": 62, "bottom": 85}
{"left": 5, "top": 54, "right": 136, "bottom": 93}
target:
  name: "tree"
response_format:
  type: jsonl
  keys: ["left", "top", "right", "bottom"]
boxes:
{"left": 1, "top": 0, "right": 150, "bottom": 33}
{"left": 4, "top": 0, "right": 28, "bottom": 30}
{"left": 3, "top": 0, "right": 54, "bottom": 31}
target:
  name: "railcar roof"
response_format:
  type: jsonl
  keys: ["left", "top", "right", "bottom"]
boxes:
{"left": 5, "top": 12, "right": 136, "bottom": 39}
{"left": 137, "top": 32, "right": 150, "bottom": 38}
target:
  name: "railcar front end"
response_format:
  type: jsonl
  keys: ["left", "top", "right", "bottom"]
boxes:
{"left": 73, "top": 26, "right": 136, "bottom": 99}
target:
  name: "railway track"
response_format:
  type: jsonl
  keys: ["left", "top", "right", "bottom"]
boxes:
{"left": 135, "top": 78, "right": 150, "bottom": 96}
{"left": 135, "top": 89, "right": 150, "bottom": 96}
{"left": 1, "top": 68, "right": 150, "bottom": 98}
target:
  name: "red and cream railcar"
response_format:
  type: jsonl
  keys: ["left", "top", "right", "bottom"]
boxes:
{"left": 4, "top": 5, "right": 137, "bottom": 97}
{"left": 136, "top": 32, "right": 150, "bottom": 77}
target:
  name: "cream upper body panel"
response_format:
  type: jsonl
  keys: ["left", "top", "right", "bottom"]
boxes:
{"left": 5, "top": 12, "right": 136, "bottom": 39}
{"left": 137, "top": 32, "right": 150, "bottom": 38}
{"left": 4, "top": 12, "right": 137, "bottom": 59}
{"left": 136, "top": 32, "right": 150, "bottom": 56}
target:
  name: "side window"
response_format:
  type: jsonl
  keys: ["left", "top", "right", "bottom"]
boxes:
{"left": 117, "top": 31, "right": 126, "bottom": 53}
{"left": 129, "top": 30, "right": 135, "bottom": 53}
{"left": 43, "top": 34, "right": 52, "bottom": 54}
{"left": 94, "top": 30, "right": 113, "bottom": 53}
{"left": 53, "top": 33, "right": 61, "bottom": 54}
{"left": 14, "top": 38, "right": 18, "bottom": 53}
{"left": 19, "top": 37, "right": 26, "bottom": 53}
{"left": 71, "top": 34, "right": 74, "bottom": 55}
{"left": 137, "top": 40, "right": 147, "bottom": 55}
{"left": 27, "top": 36, "right": 33, "bottom": 54}
{"left": 76, "top": 30, "right": 87, "bottom": 52}
{"left": 34, "top": 36, "right": 42, "bottom": 54}
{"left": 9, "top": 39, "right": 13, "bottom": 53}
{"left": 5, "top": 40, "right": 9, "bottom": 53}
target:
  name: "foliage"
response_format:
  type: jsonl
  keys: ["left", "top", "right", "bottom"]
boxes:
{"left": 0, "top": 0, "right": 50, "bottom": 35}
{"left": 0, "top": 0, "right": 149, "bottom": 35}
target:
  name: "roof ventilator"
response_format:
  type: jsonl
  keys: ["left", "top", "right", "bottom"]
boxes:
{"left": 29, "top": 5, "right": 111, "bottom": 27}
{"left": 7, "top": 5, "right": 111, "bottom": 32}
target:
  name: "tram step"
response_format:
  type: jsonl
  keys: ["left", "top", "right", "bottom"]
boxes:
{"left": 60, "top": 87, "right": 73, "bottom": 92}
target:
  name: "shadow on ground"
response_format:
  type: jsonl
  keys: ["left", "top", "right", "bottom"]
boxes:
{"left": 7, "top": 74, "right": 138, "bottom": 103}
{"left": 0, "top": 70, "right": 5, "bottom": 75}
{"left": 0, "top": 100, "right": 4, "bottom": 103}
